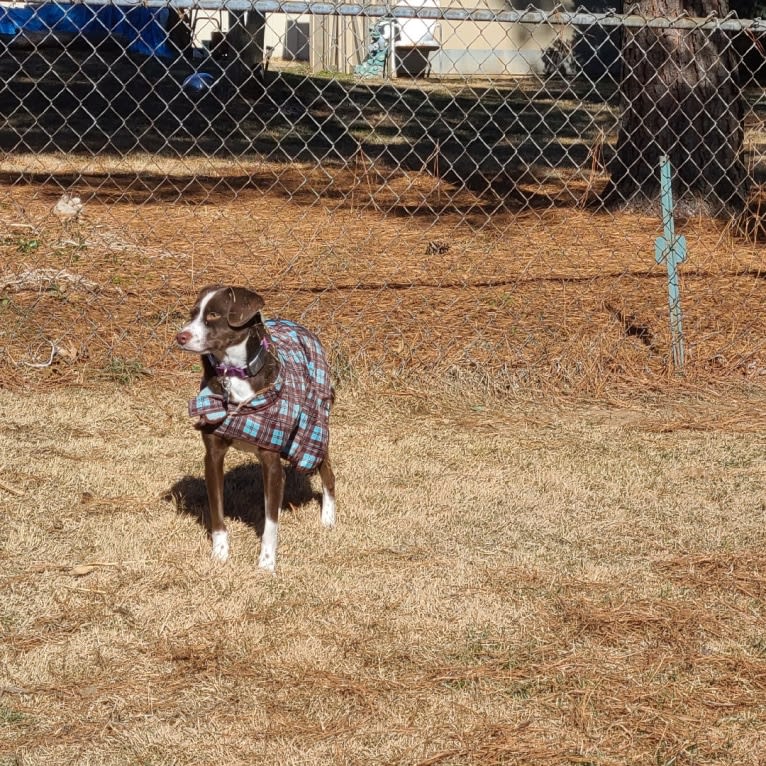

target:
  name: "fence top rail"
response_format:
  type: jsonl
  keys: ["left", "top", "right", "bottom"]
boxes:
{"left": 50, "top": 0, "right": 766, "bottom": 31}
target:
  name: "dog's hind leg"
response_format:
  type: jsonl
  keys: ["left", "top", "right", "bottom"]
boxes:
{"left": 258, "top": 450, "right": 284, "bottom": 573}
{"left": 318, "top": 455, "right": 336, "bottom": 529}
{"left": 202, "top": 432, "right": 231, "bottom": 562}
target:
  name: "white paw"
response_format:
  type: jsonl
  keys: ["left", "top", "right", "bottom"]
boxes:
{"left": 259, "top": 517, "right": 278, "bottom": 573}
{"left": 321, "top": 493, "right": 336, "bottom": 528}
{"left": 258, "top": 551, "right": 276, "bottom": 573}
{"left": 211, "top": 530, "right": 229, "bottom": 563}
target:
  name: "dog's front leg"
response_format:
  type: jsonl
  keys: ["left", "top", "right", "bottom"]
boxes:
{"left": 202, "top": 432, "right": 231, "bottom": 562}
{"left": 258, "top": 450, "right": 284, "bottom": 573}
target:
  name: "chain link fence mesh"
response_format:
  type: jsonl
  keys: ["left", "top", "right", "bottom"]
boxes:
{"left": 1, "top": 1, "right": 766, "bottom": 396}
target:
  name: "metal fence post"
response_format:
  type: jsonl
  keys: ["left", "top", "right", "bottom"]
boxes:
{"left": 655, "top": 155, "right": 688, "bottom": 371}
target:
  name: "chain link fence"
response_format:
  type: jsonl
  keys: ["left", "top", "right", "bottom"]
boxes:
{"left": 1, "top": 1, "right": 766, "bottom": 396}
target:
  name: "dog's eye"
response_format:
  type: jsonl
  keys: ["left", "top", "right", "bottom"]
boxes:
{"left": 206, "top": 312, "right": 221, "bottom": 321}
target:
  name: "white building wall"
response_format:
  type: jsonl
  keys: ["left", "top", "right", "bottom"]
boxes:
{"left": 187, "top": 1, "right": 575, "bottom": 77}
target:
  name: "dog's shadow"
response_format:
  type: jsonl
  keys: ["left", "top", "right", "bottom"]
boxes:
{"left": 167, "top": 463, "right": 318, "bottom": 536}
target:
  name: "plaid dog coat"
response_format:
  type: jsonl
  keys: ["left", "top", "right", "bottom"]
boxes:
{"left": 188, "top": 319, "right": 332, "bottom": 473}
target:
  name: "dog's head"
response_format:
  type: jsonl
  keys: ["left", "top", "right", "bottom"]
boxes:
{"left": 176, "top": 285, "right": 265, "bottom": 354}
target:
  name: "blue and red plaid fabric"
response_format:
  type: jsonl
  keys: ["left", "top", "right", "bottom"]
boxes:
{"left": 188, "top": 319, "right": 332, "bottom": 473}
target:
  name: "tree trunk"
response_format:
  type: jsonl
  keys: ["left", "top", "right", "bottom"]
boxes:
{"left": 603, "top": 0, "right": 747, "bottom": 215}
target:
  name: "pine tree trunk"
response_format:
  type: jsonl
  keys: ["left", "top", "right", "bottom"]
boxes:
{"left": 603, "top": 0, "right": 747, "bottom": 215}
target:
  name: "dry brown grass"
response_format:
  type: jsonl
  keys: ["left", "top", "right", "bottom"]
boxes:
{"left": 2, "top": 383, "right": 766, "bottom": 765}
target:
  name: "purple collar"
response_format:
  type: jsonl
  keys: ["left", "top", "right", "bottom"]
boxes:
{"left": 212, "top": 362, "right": 251, "bottom": 379}
{"left": 208, "top": 336, "right": 271, "bottom": 380}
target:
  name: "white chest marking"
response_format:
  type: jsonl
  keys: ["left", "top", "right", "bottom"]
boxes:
{"left": 220, "top": 336, "right": 258, "bottom": 404}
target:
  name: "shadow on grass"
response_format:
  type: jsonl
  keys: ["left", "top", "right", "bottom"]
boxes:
{"left": 167, "top": 462, "right": 318, "bottom": 537}
{"left": 0, "top": 42, "right": 620, "bottom": 215}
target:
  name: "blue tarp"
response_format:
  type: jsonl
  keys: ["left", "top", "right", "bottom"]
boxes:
{"left": 0, "top": 3, "right": 173, "bottom": 58}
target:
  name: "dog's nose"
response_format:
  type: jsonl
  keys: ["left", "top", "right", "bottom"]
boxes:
{"left": 176, "top": 330, "right": 191, "bottom": 346}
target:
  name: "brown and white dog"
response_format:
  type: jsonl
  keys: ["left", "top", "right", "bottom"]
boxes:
{"left": 176, "top": 285, "right": 336, "bottom": 571}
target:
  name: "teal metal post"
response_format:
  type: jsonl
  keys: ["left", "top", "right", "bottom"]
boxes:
{"left": 655, "top": 155, "right": 687, "bottom": 370}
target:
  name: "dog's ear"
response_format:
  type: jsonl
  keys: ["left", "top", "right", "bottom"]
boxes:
{"left": 226, "top": 287, "right": 265, "bottom": 328}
